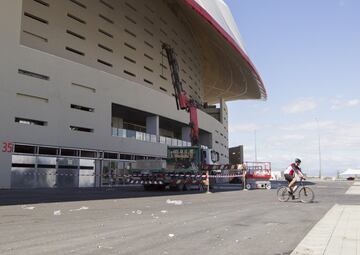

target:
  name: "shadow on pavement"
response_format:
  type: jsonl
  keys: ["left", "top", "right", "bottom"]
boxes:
{"left": 0, "top": 185, "right": 244, "bottom": 206}
{"left": 0, "top": 181, "right": 317, "bottom": 206}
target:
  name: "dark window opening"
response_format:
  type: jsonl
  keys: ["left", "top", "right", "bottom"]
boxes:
{"left": 124, "top": 56, "right": 136, "bottom": 64}
{"left": 71, "top": 104, "right": 94, "bottom": 112}
{"left": 98, "top": 29, "right": 113, "bottom": 38}
{"left": 70, "top": 126, "right": 94, "bottom": 133}
{"left": 124, "top": 42, "right": 136, "bottom": 50}
{"left": 66, "top": 29, "right": 85, "bottom": 40}
{"left": 144, "top": 4, "right": 154, "bottom": 13}
{"left": 97, "top": 59, "right": 113, "bottom": 67}
{"left": 125, "top": 2, "right": 137, "bottom": 12}
{"left": 100, "top": 0, "right": 114, "bottom": 10}
{"left": 144, "top": 79, "right": 153, "bottom": 85}
{"left": 38, "top": 164, "right": 56, "bottom": 168}
{"left": 144, "top": 28, "right": 153, "bottom": 36}
{"left": 15, "top": 117, "right": 47, "bottom": 126}
{"left": 120, "top": 154, "right": 132, "bottom": 160}
{"left": 18, "top": 69, "right": 49, "bottom": 80}
{"left": 14, "top": 144, "right": 36, "bottom": 154}
{"left": 58, "top": 165, "right": 78, "bottom": 169}
{"left": 12, "top": 163, "right": 36, "bottom": 168}
{"left": 160, "top": 75, "right": 167, "bottom": 81}
{"left": 60, "top": 148, "right": 78, "bottom": 156}
{"left": 144, "top": 53, "right": 153, "bottom": 60}
{"left": 159, "top": 17, "right": 167, "bottom": 25}
{"left": 98, "top": 43, "right": 113, "bottom": 53}
{"left": 124, "top": 29, "right": 136, "bottom": 37}
{"left": 144, "top": 16, "right": 154, "bottom": 25}
{"left": 33, "top": 0, "right": 50, "bottom": 7}
{"left": 99, "top": 14, "right": 114, "bottom": 24}
{"left": 144, "top": 41, "right": 153, "bottom": 48}
{"left": 80, "top": 166, "right": 94, "bottom": 170}
{"left": 39, "top": 147, "right": 58, "bottom": 155}
{"left": 144, "top": 66, "right": 153, "bottom": 72}
{"left": 67, "top": 13, "right": 86, "bottom": 24}
{"left": 160, "top": 29, "right": 167, "bottom": 36}
{"left": 125, "top": 15, "right": 136, "bottom": 24}
{"left": 104, "top": 152, "right": 118, "bottom": 159}
{"left": 160, "top": 87, "right": 167, "bottom": 92}
{"left": 123, "top": 70, "right": 136, "bottom": 77}
{"left": 80, "top": 150, "right": 97, "bottom": 158}
{"left": 69, "top": 0, "right": 86, "bottom": 9}
{"left": 23, "top": 30, "right": 48, "bottom": 42}
{"left": 24, "top": 12, "right": 48, "bottom": 24}
{"left": 66, "top": 46, "right": 85, "bottom": 56}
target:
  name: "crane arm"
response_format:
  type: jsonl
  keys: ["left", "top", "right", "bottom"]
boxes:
{"left": 162, "top": 43, "right": 199, "bottom": 145}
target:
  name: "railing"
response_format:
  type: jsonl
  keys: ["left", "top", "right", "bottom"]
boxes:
{"left": 112, "top": 128, "right": 192, "bottom": 147}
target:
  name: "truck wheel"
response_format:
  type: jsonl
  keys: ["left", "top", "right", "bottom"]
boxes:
{"left": 245, "top": 183, "right": 252, "bottom": 190}
{"left": 177, "top": 183, "right": 184, "bottom": 191}
{"left": 158, "top": 184, "right": 166, "bottom": 191}
{"left": 184, "top": 183, "right": 192, "bottom": 191}
{"left": 198, "top": 183, "right": 204, "bottom": 192}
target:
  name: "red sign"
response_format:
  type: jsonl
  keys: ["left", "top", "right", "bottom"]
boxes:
{"left": 2, "top": 142, "right": 13, "bottom": 153}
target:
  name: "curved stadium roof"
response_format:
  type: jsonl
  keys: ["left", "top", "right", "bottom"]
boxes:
{"left": 174, "top": 0, "right": 267, "bottom": 104}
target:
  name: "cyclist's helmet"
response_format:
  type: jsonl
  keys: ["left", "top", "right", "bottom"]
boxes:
{"left": 295, "top": 158, "right": 301, "bottom": 164}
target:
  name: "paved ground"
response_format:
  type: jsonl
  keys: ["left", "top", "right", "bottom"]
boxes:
{"left": 0, "top": 181, "right": 358, "bottom": 255}
{"left": 292, "top": 181, "right": 360, "bottom": 255}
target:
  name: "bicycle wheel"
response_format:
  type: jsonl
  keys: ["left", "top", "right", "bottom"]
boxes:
{"left": 277, "top": 187, "right": 291, "bottom": 202}
{"left": 299, "top": 187, "right": 314, "bottom": 203}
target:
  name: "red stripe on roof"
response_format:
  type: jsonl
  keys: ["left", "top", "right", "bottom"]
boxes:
{"left": 184, "top": 0, "right": 267, "bottom": 99}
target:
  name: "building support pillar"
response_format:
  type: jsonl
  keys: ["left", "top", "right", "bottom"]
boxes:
{"left": 146, "top": 116, "right": 159, "bottom": 136}
{"left": 181, "top": 127, "right": 191, "bottom": 143}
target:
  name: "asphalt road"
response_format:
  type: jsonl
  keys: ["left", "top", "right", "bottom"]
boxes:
{"left": 0, "top": 181, "right": 357, "bottom": 255}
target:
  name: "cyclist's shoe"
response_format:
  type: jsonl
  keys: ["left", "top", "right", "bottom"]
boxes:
{"left": 287, "top": 187, "right": 293, "bottom": 194}
{"left": 291, "top": 195, "right": 296, "bottom": 200}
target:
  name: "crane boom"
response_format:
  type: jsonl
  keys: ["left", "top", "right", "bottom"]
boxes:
{"left": 162, "top": 43, "right": 200, "bottom": 145}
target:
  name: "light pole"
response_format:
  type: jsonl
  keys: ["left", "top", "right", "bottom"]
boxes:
{"left": 254, "top": 130, "right": 258, "bottom": 162}
{"left": 316, "top": 118, "right": 322, "bottom": 179}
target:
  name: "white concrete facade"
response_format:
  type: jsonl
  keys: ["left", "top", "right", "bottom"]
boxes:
{"left": 0, "top": 0, "right": 264, "bottom": 189}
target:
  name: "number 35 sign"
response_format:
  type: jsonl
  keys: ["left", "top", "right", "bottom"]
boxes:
{"left": 2, "top": 142, "right": 13, "bottom": 153}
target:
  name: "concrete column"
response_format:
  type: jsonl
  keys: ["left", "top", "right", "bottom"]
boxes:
{"left": 146, "top": 116, "right": 159, "bottom": 136}
{"left": 0, "top": 151, "right": 12, "bottom": 189}
{"left": 181, "top": 127, "right": 191, "bottom": 142}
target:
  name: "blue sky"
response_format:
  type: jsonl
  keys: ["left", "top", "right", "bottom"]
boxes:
{"left": 225, "top": 0, "right": 360, "bottom": 176}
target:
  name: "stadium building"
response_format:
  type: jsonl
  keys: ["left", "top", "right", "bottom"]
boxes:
{"left": 0, "top": 0, "right": 266, "bottom": 189}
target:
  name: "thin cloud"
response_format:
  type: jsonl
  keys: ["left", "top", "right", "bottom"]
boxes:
{"left": 282, "top": 98, "right": 317, "bottom": 114}
{"left": 331, "top": 99, "right": 360, "bottom": 110}
{"left": 280, "top": 120, "right": 335, "bottom": 131}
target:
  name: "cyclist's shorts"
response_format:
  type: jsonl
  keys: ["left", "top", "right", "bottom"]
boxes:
{"left": 284, "top": 174, "right": 294, "bottom": 183}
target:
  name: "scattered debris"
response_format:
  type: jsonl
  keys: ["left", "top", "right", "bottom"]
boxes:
{"left": 160, "top": 210, "right": 168, "bottom": 214}
{"left": 53, "top": 210, "right": 61, "bottom": 216}
{"left": 69, "top": 206, "right": 89, "bottom": 212}
{"left": 21, "top": 205, "right": 35, "bottom": 210}
{"left": 168, "top": 234, "right": 175, "bottom": 238}
{"left": 166, "top": 199, "right": 183, "bottom": 205}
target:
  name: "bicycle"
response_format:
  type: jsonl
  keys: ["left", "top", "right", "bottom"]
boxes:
{"left": 277, "top": 178, "right": 314, "bottom": 203}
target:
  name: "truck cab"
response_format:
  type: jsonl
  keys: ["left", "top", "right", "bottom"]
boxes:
{"left": 167, "top": 146, "right": 219, "bottom": 170}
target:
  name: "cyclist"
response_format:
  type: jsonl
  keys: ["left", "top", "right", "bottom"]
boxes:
{"left": 284, "top": 158, "right": 305, "bottom": 199}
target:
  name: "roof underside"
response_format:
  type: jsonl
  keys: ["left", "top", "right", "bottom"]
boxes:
{"left": 170, "top": 0, "right": 267, "bottom": 104}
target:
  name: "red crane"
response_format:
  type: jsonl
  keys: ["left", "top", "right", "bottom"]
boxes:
{"left": 162, "top": 43, "right": 200, "bottom": 146}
